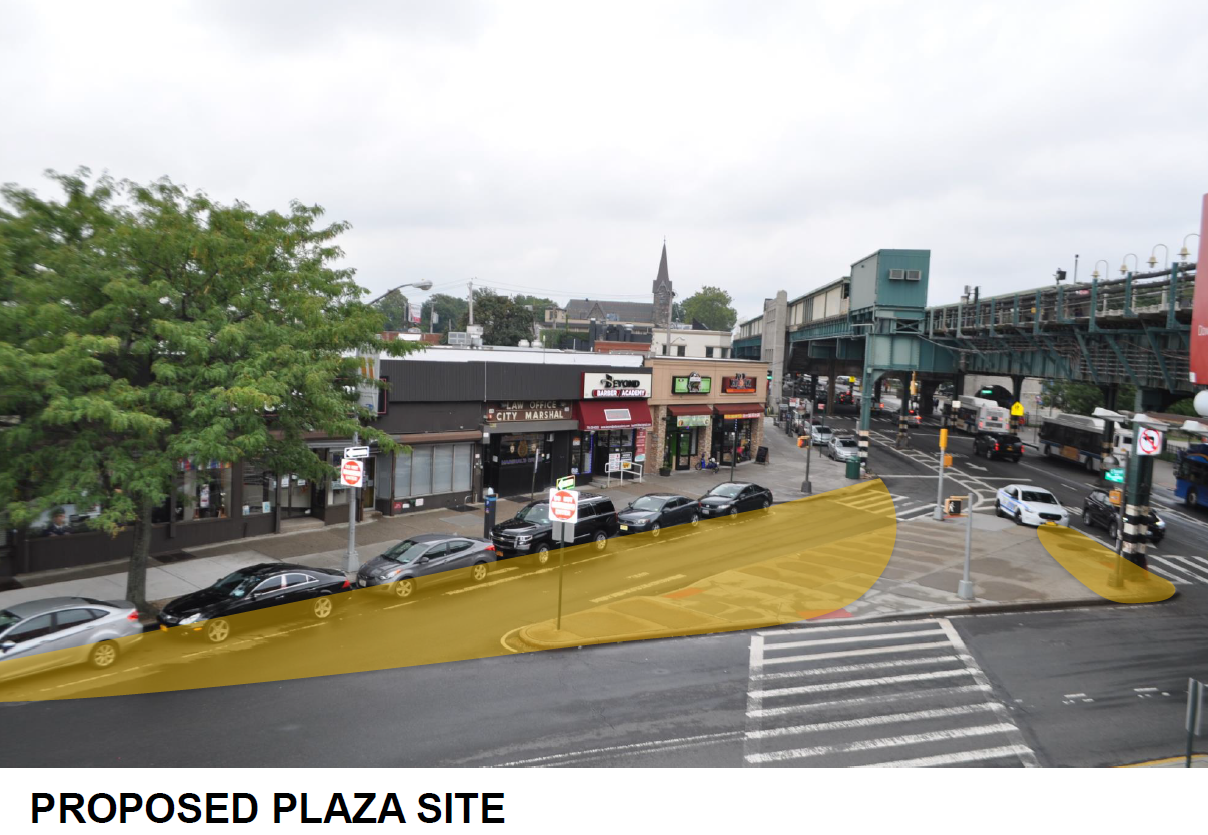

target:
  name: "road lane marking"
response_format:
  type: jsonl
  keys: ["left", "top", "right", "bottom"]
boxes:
{"left": 751, "top": 654, "right": 963, "bottom": 682}
{"left": 746, "top": 682, "right": 993, "bottom": 719}
{"left": 854, "top": 744, "right": 1036, "bottom": 768}
{"left": 589, "top": 574, "right": 686, "bottom": 603}
{"left": 745, "top": 703, "right": 997, "bottom": 739}
{"left": 762, "top": 628, "right": 944, "bottom": 652}
{"left": 744, "top": 723, "right": 1019, "bottom": 763}
{"left": 489, "top": 730, "right": 743, "bottom": 767}
{"left": 758, "top": 640, "right": 953, "bottom": 665}
{"left": 750, "top": 668, "right": 974, "bottom": 700}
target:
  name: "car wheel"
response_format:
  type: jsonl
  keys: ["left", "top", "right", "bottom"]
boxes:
{"left": 1108, "top": 520, "right": 1119, "bottom": 541}
{"left": 690, "top": 513, "right": 700, "bottom": 527}
{"left": 534, "top": 545, "right": 551, "bottom": 566}
{"left": 593, "top": 531, "right": 608, "bottom": 551}
{"left": 392, "top": 578, "right": 416, "bottom": 599}
{"left": 729, "top": 507, "right": 739, "bottom": 518}
{"left": 89, "top": 640, "right": 119, "bottom": 669}
{"left": 205, "top": 618, "right": 231, "bottom": 644}
{"left": 1187, "top": 488, "right": 1199, "bottom": 509}
{"left": 1082, "top": 505, "right": 1094, "bottom": 528}
{"left": 1014, "top": 511, "right": 1023, "bottom": 526}
{"left": 995, "top": 501, "right": 1003, "bottom": 518}
{"left": 761, "top": 499, "right": 771, "bottom": 511}
{"left": 471, "top": 562, "right": 489, "bottom": 583}
{"left": 312, "top": 595, "right": 334, "bottom": 620}
{"left": 650, "top": 523, "right": 661, "bottom": 538}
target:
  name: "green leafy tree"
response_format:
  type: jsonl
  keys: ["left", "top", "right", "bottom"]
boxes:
{"left": 512, "top": 294, "right": 557, "bottom": 323}
{"left": 420, "top": 293, "right": 468, "bottom": 335}
{"left": 457, "top": 289, "right": 536, "bottom": 346}
{"left": 0, "top": 170, "right": 421, "bottom": 610}
{"left": 671, "top": 301, "right": 684, "bottom": 323}
{"left": 681, "top": 286, "right": 737, "bottom": 331}
{"left": 375, "top": 290, "right": 412, "bottom": 331}
{"left": 1040, "top": 381, "right": 1136, "bottom": 416}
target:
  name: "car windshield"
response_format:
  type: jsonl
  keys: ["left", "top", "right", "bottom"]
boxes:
{"left": 0, "top": 609, "right": 19, "bottom": 631}
{"left": 999, "top": 435, "right": 1021, "bottom": 444}
{"left": 708, "top": 484, "right": 744, "bottom": 499}
{"left": 1021, "top": 490, "right": 1057, "bottom": 504}
{"left": 516, "top": 503, "right": 550, "bottom": 524}
{"left": 381, "top": 539, "right": 431, "bottom": 563}
{"left": 838, "top": 439, "right": 858, "bottom": 448}
{"left": 630, "top": 496, "right": 666, "bottom": 511}
{"left": 212, "top": 571, "right": 260, "bottom": 599}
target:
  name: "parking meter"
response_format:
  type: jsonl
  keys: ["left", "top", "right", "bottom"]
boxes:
{"left": 483, "top": 489, "right": 497, "bottom": 538}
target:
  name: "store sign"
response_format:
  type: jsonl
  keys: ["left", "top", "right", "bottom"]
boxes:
{"left": 635, "top": 431, "right": 647, "bottom": 463}
{"left": 721, "top": 407, "right": 764, "bottom": 419}
{"left": 676, "top": 414, "right": 710, "bottom": 427}
{"left": 672, "top": 373, "right": 711, "bottom": 394}
{"left": 581, "top": 372, "right": 652, "bottom": 399}
{"left": 486, "top": 401, "right": 573, "bottom": 422}
{"left": 721, "top": 373, "right": 757, "bottom": 394}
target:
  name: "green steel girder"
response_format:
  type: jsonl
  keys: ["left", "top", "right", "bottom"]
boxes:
{"left": 1144, "top": 327, "right": 1174, "bottom": 391}
{"left": 1072, "top": 328, "right": 1101, "bottom": 386}
{"left": 1102, "top": 332, "right": 1140, "bottom": 388}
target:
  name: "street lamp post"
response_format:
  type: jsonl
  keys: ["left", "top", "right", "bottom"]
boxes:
{"left": 1148, "top": 244, "right": 1169, "bottom": 270}
{"left": 801, "top": 402, "right": 813, "bottom": 494}
{"left": 1178, "top": 234, "right": 1200, "bottom": 263}
{"left": 365, "top": 279, "right": 434, "bottom": 308}
{"left": 1119, "top": 253, "right": 1139, "bottom": 276}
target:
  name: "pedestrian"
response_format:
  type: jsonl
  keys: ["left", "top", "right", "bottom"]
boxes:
{"left": 45, "top": 508, "right": 72, "bottom": 536}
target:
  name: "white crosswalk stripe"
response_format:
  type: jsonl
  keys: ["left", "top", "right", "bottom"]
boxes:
{"left": 827, "top": 490, "right": 936, "bottom": 522}
{"left": 1146, "top": 555, "right": 1208, "bottom": 585}
{"left": 743, "top": 618, "right": 1038, "bottom": 768}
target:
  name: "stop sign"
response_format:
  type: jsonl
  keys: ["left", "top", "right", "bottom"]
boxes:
{"left": 548, "top": 488, "right": 579, "bottom": 523}
{"left": 340, "top": 458, "right": 364, "bottom": 488}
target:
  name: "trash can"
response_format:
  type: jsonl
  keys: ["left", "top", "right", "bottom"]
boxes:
{"left": 845, "top": 457, "right": 861, "bottom": 480}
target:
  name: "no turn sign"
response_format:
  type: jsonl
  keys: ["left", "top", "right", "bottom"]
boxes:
{"left": 1137, "top": 427, "right": 1164, "bottom": 457}
{"left": 340, "top": 458, "right": 364, "bottom": 488}
{"left": 548, "top": 488, "right": 579, "bottom": 524}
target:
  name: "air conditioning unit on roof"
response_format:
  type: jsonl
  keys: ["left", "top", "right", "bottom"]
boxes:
{"left": 888, "top": 269, "right": 904, "bottom": 280}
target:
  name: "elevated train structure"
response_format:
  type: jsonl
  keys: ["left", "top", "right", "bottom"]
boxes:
{"left": 734, "top": 248, "right": 1199, "bottom": 471}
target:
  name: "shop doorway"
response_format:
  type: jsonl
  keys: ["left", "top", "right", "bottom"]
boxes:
{"left": 490, "top": 433, "right": 551, "bottom": 499}
{"left": 672, "top": 428, "right": 696, "bottom": 470}
{"left": 361, "top": 458, "right": 376, "bottom": 509}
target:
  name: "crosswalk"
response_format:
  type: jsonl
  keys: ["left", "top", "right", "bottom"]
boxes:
{"left": 743, "top": 619, "right": 1038, "bottom": 767}
{"left": 1143, "top": 555, "right": 1208, "bottom": 585}
{"left": 829, "top": 489, "right": 936, "bottom": 522}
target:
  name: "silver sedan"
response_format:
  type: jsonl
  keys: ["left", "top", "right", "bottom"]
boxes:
{"left": 0, "top": 597, "right": 143, "bottom": 681}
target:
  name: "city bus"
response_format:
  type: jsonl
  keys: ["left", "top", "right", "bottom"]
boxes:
{"left": 1038, "top": 414, "right": 1108, "bottom": 471}
{"left": 1174, "top": 444, "right": 1208, "bottom": 510}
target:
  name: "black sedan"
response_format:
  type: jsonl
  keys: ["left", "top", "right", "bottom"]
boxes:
{"left": 698, "top": 482, "right": 773, "bottom": 519}
{"left": 617, "top": 494, "right": 700, "bottom": 536}
{"left": 355, "top": 534, "right": 497, "bottom": 599}
{"left": 1080, "top": 490, "right": 1165, "bottom": 543}
{"left": 157, "top": 563, "right": 349, "bottom": 644}
{"left": 973, "top": 431, "right": 1023, "bottom": 462}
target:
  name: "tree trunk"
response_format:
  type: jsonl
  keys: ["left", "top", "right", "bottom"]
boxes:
{"left": 126, "top": 492, "right": 156, "bottom": 614}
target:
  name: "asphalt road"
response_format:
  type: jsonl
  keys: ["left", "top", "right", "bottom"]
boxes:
{"left": 4, "top": 590, "right": 1204, "bottom": 767}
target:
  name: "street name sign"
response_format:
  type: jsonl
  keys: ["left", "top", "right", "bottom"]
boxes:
{"left": 548, "top": 488, "right": 579, "bottom": 524}
{"left": 1137, "top": 427, "right": 1164, "bottom": 456}
{"left": 1104, "top": 467, "right": 1125, "bottom": 483}
{"left": 343, "top": 446, "right": 370, "bottom": 459}
{"left": 339, "top": 458, "right": 364, "bottom": 488}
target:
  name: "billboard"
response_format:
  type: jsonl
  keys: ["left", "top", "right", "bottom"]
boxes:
{"left": 408, "top": 302, "right": 422, "bottom": 324}
{"left": 1192, "top": 193, "right": 1208, "bottom": 384}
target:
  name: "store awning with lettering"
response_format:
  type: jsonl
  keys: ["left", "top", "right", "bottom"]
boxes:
{"left": 574, "top": 400, "right": 654, "bottom": 432}
{"left": 715, "top": 403, "right": 765, "bottom": 420}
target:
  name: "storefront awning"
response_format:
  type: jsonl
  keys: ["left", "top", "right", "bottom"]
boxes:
{"left": 668, "top": 404, "right": 714, "bottom": 417}
{"left": 715, "top": 402, "right": 765, "bottom": 420}
{"left": 574, "top": 400, "right": 654, "bottom": 432}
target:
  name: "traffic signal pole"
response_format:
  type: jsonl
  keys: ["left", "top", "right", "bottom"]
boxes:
{"left": 934, "top": 428, "right": 948, "bottom": 521}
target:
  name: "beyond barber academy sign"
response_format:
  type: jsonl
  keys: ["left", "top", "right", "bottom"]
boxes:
{"left": 581, "top": 372, "right": 652, "bottom": 399}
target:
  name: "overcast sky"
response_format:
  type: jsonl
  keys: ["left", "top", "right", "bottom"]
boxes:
{"left": 3, "top": 1, "right": 1207, "bottom": 325}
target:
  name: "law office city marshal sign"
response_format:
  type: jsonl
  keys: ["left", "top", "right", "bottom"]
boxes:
{"left": 486, "top": 401, "right": 574, "bottom": 422}
{"left": 339, "top": 458, "right": 364, "bottom": 488}
{"left": 582, "top": 372, "right": 652, "bottom": 399}
{"left": 548, "top": 488, "right": 579, "bottom": 524}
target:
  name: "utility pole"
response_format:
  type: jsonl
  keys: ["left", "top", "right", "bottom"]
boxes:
{"left": 730, "top": 418, "right": 738, "bottom": 481}
{"left": 345, "top": 428, "right": 360, "bottom": 575}
{"left": 468, "top": 278, "right": 475, "bottom": 327}
{"left": 801, "top": 401, "right": 813, "bottom": 494}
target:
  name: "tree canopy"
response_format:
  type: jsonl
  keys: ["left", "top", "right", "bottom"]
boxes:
{"left": 0, "top": 169, "right": 420, "bottom": 608}
{"left": 457, "top": 289, "right": 536, "bottom": 346}
{"left": 420, "top": 293, "right": 469, "bottom": 336}
{"left": 1039, "top": 381, "right": 1136, "bottom": 416}
{"left": 680, "top": 286, "right": 738, "bottom": 331}
{"left": 375, "top": 290, "right": 414, "bottom": 331}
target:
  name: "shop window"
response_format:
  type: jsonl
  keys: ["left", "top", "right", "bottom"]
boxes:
{"left": 432, "top": 445, "right": 454, "bottom": 494}
{"left": 180, "top": 462, "right": 233, "bottom": 520}
{"left": 411, "top": 447, "right": 434, "bottom": 496}
{"left": 453, "top": 445, "right": 472, "bottom": 492}
{"left": 242, "top": 465, "right": 277, "bottom": 516}
{"left": 393, "top": 443, "right": 475, "bottom": 498}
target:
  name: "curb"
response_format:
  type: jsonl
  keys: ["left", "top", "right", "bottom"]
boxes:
{"left": 501, "top": 591, "right": 1178, "bottom": 653}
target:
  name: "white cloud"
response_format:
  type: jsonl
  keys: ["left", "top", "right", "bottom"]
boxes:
{"left": 2, "top": 0, "right": 1206, "bottom": 322}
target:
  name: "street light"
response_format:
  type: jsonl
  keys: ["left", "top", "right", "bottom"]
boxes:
{"left": 365, "top": 280, "right": 434, "bottom": 306}
{"left": 1147, "top": 244, "right": 1169, "bottom": 270}
{"left": 1090, "top": 259, "right": 1109, "bottom": 281}
{"left": 1179, "top": 233, "right": 1200, "bottom": 263}
{"left": 1118, "top": 253, "right": 1139, "bottom": 276}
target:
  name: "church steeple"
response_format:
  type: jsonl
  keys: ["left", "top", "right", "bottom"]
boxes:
{"left": 652, "top": 240, "right": 673, "bottom": 328}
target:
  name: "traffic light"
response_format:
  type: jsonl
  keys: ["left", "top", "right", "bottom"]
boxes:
{"left": 1056, "top": 269, "right": 1067, "bottom": 282}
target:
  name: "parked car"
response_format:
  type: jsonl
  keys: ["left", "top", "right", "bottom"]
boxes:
{"left": 355, "top": 534, "right": 497, "bottom": 599}
{"left": 810, "top": 425, "right": 834, "bottom": 447}
{"left": 1080, "top": 490, "right": 1165, "bottom": 543}
{"left": 0, "top": 597, "right": 142, "bottom": 680}
{"left": 617, "top": 494, "right": 700, "bottom": 536}
{"left": 974, "top": 431, "right": 1023, "bottom": 462}
{"left": 994, "top": 484, "right": 1069, "bottom": 527}
{"left": 157, "top": 563, "right": 349, "bottom": 644}
{"left": 827, "top": 436, "right": 860, "bottom": 462}
{"left": 491, "top": 492, "right": 619, "bottom": 565}
{"left": 698, "top": 482, "right": 774, "bottom": 518}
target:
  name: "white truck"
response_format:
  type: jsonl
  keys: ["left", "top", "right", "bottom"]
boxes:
{"left": 954, "top": 395, "right": 1009, "bottom": 433}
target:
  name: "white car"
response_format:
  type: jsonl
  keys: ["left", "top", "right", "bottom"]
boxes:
{"left": 811, "top": 425, "right": 834, "bottom": 447}
{"left": 995, "top": 484, "right": 1069, "bottom": 527}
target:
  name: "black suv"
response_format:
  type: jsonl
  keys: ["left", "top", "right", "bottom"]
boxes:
{"left": 491, "top": 492, "right": 620, "bottom": 565}
{"left": 698, "top": 482, "right": 774, "bottom": 518}
{"left": 1080, "top": 489, "right": 1165, "bottom": 543}
{"left": 973, "top": 431, "right": 1023, "bottom": 462}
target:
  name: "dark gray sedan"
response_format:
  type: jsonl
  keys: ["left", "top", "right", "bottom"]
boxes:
{"left": 0, "top": 597, "right": 143, "bottom": 680}
{"left": 355, "top": 534, "right": 497, "bottom": 599}
{"left": 617, "top": 494, "right": 700, "bottom": 536}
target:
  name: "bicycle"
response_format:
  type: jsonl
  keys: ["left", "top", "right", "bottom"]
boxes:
{"left": 695, "top": 455, "right": 720, "bottom": 473}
